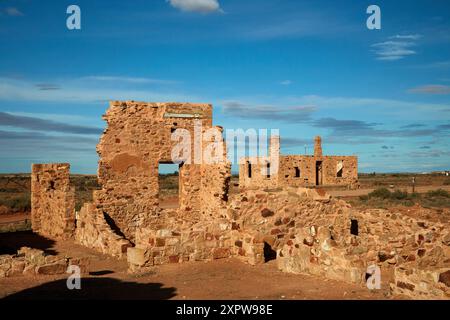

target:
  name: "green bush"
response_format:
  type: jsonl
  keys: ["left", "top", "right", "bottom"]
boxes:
{"left": 426, "top": 189, "right": 450, "bottom": 198}
{"left": 402, "top": 200, "right": 415, "bottom": 207}
{"left": 368, "top": 188, "right": 392, "bottom": 199}
{"left": 0, "top": 194, "right": 31, "bottom": 212}
{"left": 409, "top": 192, "right": 420, "bottom": 199}
{"left": 359, "top": 195, "right": 369, "bottom": 201}
{"left": 391, "top": 189, "right": 408, "bottom": 200}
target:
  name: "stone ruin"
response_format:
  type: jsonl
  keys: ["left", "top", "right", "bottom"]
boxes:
{"left": 240, "top": 135, "right": 358, "bottom": 189}
{"left": 27, "top": 101, "right": 449, "bottom": 299}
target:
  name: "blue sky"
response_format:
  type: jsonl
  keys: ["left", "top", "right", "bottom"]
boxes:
{"left": 0, "top": 0, "right": 449, "bottom": 173}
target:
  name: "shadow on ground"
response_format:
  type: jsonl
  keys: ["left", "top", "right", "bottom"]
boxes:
{"left": 0, "top": 231, "right": 56, "bottom": 255}
{"left": 2, "top": 277, "right": 177, "bottom": 300}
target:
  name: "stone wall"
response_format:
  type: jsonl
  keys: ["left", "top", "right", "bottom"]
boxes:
{"left": 392, "top": 264, "right": 449, "bottom": 299}
{"left": 0, "top": 247, "right": 89, "bottom": 278}
{"left": 95, "top": 177, "right": 450, "bottom": 299}
{"left": 95, "top": 101, "right": 213, "bottom": 241}
{"left": 75, "top": 201, "right": 132, "bottom": 259}
{"left": 31, "top": 163, "right": 75, "bottom": 240}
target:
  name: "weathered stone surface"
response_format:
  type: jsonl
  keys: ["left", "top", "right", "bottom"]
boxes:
{"left": 31, "top": 163, "right": 75, "bottom": 240}
{"left": 68, "top": 257, "right": 90, "bottom": 274}
{"left": 439, "top": 270, "right": 450, "bottom": 287}
{"left": 261, "top": 208, "right": 274, "bottom": 217}
{"left": 212, "top": 248, "right": 231, "bottom": 260}
{"left": 127, "top": 247, "right": 147, "bottom": 267}
{"left": 35, "top": 261, "right": 67, "bottom": 275}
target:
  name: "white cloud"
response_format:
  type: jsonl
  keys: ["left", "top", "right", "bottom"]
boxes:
{"left": 280, "top": 80, "right": 292, "bottom": 86}
{"left": 0, "top": 77, "right": 198, "bottom": 104}
{"left": 389, "top": 34, "right": 422, "bottom": 40}
{"left": 219, "top": 94, "right": 450, "bottom": 122}
{"left": 4, "top": 7, "right": 24, "bottom": 16}
{"left": 409, "top": 85, "right": 450, "bottom": 95}
{"left": 167, "top": 0, "right": 222, "bottom": 13}
{"left": 81, "top": 75, "right": 177, "bottom": 85}
{"left": 412, "top": 60, "right": 450, "bottom": 70}
{"left": 371, "top": 40, "right": 417, "bottom": 61}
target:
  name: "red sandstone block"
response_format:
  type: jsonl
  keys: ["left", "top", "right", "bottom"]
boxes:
{"left": 270, "top": 228, "right": 281, "bottom": 235}
{"left": 205, "top": 233, "right": 214, "bottom": 241}
{"left": 212, "top": 248, "right": 231, "bottom": 259}
{"left": 155, "top": 238, "right": 165, "bottom": 246}
{"left": 261, "top": 208, "right": 274, "bottom": 217}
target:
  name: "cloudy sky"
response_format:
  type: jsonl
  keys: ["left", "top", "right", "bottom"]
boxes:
{"left": 0, "top": 0, "right": 449, "bottom": 173}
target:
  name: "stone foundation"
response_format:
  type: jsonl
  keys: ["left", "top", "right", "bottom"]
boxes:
{"left": 0, "top": 247, "right": 89, "bottom": 278}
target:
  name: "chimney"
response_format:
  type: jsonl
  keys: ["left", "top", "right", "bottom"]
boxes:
{"left": 269, "top": 135, "right": 280, "bottom": 157}
{"left": 314, "top": 136, "right": 322, "bottom": 157}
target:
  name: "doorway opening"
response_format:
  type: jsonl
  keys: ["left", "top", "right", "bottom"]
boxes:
{"left": 350, "top": 219, "right": 359, "bottom": 236}
{"left": 266, "top": 162, "right": 271, "bottom": 179}
{"left": 263, "top": 242, "right": 277, "bottom": 262}
{"left": 337, "top": 160, "right": 343, "bottom": 178}
{"left": 158, "top": 162, "right": 180, "bottom": 209}
{"left": 315, "top": 161, "right": 323, "bottom": 186}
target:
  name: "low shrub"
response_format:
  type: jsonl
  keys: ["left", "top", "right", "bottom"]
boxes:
{"left": 0, "top": 194, "right": 31, "bottom": 212}
{"left": 368, "top": 188, "right": 392, "bottom": 199}
{"left": 391, "top": 189, "right": 408, "bottom": 200}
{"left": 426, "top": 189, "right": 450, "bottom": 198}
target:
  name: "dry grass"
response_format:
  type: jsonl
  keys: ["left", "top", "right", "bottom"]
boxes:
{"left": 350, "top": 187, "right": 450, "bottom": 209}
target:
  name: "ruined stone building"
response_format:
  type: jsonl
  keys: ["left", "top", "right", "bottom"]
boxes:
{"left": 239, "top": 136, "right": 358, "bottom": 190}
{"left": 28, "top": 101, "right": 449, "bottom": 299}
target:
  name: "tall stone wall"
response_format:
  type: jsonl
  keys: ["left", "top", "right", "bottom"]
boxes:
{"left": 31, "top": 163, "right": 75, "bottom": 240}
{"left": 95, "top": 101, "right": 213, "bottom": 241}
{"left": 199, "top": 127, "right": 232, "bottom": 219}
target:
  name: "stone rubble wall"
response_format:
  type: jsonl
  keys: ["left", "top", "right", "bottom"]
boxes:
{"left": 31, "top": 163, "right": 75, "bottom": 240}
{"left": 128, "top": 215, "right": 235, "bottom": 272}
{"left": 0, "top": 247, "right": 89, "bottom": 278}
{"left": 391, "top": 263, "right": 449, "bottom": 299}
{"left": 127, "top": 186, "right": 449, "bottom": 299}
{"left": 75, "top": 201, "right": 132, "bottom": 259}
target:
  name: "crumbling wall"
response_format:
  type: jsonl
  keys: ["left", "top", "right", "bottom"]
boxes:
{"left": 0, "top": 247, "right": 89, "bottom": 278}
{"left": 392, "top": 264, "right": 449, "bottom": 299}
{"left": 127, "top": 217, "right": 235, "bottom": 272}
{"left": 95, "top": 101, "right": 213, "bottom": 241}
{"left": 226, "top": 187, "right": 449, "bottom": 298}
{"left": 127, "top": 124, "right": 233, "bottom": 270}
{"left": 200, "top": 126, "right": 232, "bottom": 218}
{"left": 75, "top": 201, "right": 132, "bottom": 259}
{"left": 31, "top": 163, "right": 75, "bottom": 240}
